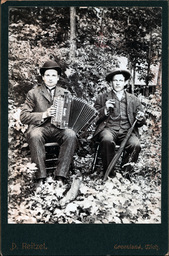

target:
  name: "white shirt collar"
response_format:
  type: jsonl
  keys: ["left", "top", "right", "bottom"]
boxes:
{"left": 45, "top": 85, "right": 56, "bottom": 100}
{"left": 113, "top": 89, "right": 125, "bottom": 101}
{"left": 45, "top": 85, "right": 56, "bottom": 91}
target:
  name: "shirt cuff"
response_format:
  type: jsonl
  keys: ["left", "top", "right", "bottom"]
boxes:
{"left": 41, "top": 112, "right": 48, "bottom": 122}
{"left": 104, "top": 107, "right": 110, "bottom": 116}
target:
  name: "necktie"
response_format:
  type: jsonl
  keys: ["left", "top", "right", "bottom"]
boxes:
{"left": 46, "top": 86, "right": 56, "bottom": 100}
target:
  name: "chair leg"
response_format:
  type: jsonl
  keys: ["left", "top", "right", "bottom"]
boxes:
{"left": 91, "top": 144, "right": 100, "bottom": 174}
{"left": 91, "top": 143, "right": 125, "bottom": 176}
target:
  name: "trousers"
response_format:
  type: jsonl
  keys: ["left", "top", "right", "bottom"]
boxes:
{"left": 27, "top": 123, "right": 77, "bottom": 179}
{"left": 99, "top": 128, "right": 141, "bottom": 173}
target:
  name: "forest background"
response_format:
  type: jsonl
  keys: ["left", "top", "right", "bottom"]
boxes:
{"left": 8, "top": 6, "right": 162, "bottom": 224}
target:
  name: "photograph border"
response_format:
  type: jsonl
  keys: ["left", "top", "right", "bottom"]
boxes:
{"left": 1, "top": 1, "right": 168, "bottom": 255}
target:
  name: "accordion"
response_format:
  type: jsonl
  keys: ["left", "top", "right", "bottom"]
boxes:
{"left": 51, "top": 92, "right": 97, "bottom": 133}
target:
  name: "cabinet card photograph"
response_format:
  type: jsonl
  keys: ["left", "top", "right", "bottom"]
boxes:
{"left": 1, "top": 1, "right": 168, "bottom": 256}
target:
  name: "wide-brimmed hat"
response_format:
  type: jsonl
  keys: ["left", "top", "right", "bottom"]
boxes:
{"left": 40, "top": 60, "right": 62, "bottom": 76}
{"left": 106, "top": 69, "right": 131, "bottom": 82}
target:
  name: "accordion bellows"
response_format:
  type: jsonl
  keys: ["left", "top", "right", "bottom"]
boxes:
{"left": 51, "top": 92, "right": 97, "bottom": 133}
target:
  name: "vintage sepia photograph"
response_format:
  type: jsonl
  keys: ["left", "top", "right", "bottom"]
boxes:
{"left": 8, "top": 5, "right": 162, "bottom": 226}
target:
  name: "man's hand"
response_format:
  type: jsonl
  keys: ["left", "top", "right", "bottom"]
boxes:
{"left": 105, "top": 99, "right": 115, "bottom": 111}
{"left": 136, "top": 111, "right": 144, "bottom": 121}
{"left": 42, "top": 106, "right": 56, "bottom": 119}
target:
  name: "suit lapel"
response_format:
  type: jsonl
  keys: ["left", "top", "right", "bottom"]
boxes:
{"left": 126, "top": 91, "right": 131, "bottom": 110}
{"left": 106, "top": 90, "right": 113, "bottom": 101}
{"left": 40, "top": 82, "right": 68, "bottom": 102}
{"left": 40, "top": 84, "right": 52, "bottom": 103}
{"left": 126, "top": 92, "right": 133, "bottom": 125}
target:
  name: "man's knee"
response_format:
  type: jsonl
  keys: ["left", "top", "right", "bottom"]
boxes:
{"left": 27, "top": 128, "right": 43, "bottom": 141}
{"left": 100, "top": 130, "right": 114, "bottom": 144}
{"left": 133, "top": 139, "right": 140, "bottom": 148}
{"left": 63, "top": 128, "right": 77, "bottom": 139}
{"left": 100, "top": 135, "right": 116, "bottom": 150}
{"left": 101, "top": 137, "right": 114, "bottom": 147}
{"left": 129, "top": 139, "right": 141, "bottom": 151}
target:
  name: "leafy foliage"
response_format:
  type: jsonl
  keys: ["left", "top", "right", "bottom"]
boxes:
{"left": 9, "top": 6, "right": 162, "bottom": 101}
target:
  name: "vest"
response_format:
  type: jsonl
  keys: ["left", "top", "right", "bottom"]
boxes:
{"left": 106, "top": 91, "right": 130, "bottom": 131}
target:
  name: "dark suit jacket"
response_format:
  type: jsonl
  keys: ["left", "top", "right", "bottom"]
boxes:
{"left": 20, "top": 83, "right": 70, "bottom": 132}
{"left": 93, "top": 90, "right": 146, "bottom": 139}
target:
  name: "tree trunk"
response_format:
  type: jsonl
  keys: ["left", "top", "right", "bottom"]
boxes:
{"left": 145, "top": 31, "right": 152, "bottom": 97}
{"left": 157, "top": 61, "right": 162, "bottom": 86}
{"left": 127, "top": 57, "right": 134, "bottom": 94}
{"left": 132, "top": 64, "right": 136, "bottom": 94}
{"left": 70, "top": 7, "right": 76, "bottom": 61}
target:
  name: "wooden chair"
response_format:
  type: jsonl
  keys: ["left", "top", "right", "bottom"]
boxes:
{"left": 91, "top": 142, "right": 122, "bottom": 174}
{"left": 45, "top": 142, "right": 74, "bottom": 174}
{"left": 45, "top": 142, "right": 60, "bottom": 171}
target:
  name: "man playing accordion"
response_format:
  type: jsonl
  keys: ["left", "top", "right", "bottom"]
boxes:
{"left": 20, "top": 60, "right": 77, "bottom": 188}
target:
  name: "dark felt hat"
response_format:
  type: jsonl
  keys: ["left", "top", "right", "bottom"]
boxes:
{"left": 40, "top": 60, "right": 62, "bottom": 76}
{"left": 106, "top": 69, "right": 131, "bottom": 82}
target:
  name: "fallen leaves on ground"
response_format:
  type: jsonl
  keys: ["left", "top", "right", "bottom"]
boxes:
{"left": 8, "top": 161, "right": 161, "bottom": 224}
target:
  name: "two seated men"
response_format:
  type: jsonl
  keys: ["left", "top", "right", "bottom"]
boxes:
{"left": 20, "top": 60, "right": 145, "bottom": 188}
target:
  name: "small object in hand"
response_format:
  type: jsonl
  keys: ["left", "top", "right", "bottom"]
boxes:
{"left": 136, "top": 111, "right": 144, "bottom": 121}
{"left": 105, "top": 99, "right": 115, "bottom": 111}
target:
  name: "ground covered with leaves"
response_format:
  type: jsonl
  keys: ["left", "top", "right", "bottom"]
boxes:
{"left": 8, "top": 91, "right": 161, "bottom": 224}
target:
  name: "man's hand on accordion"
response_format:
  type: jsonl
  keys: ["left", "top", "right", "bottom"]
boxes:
{"left": 42, "top": 106, "right": 56, "bottom": 119}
